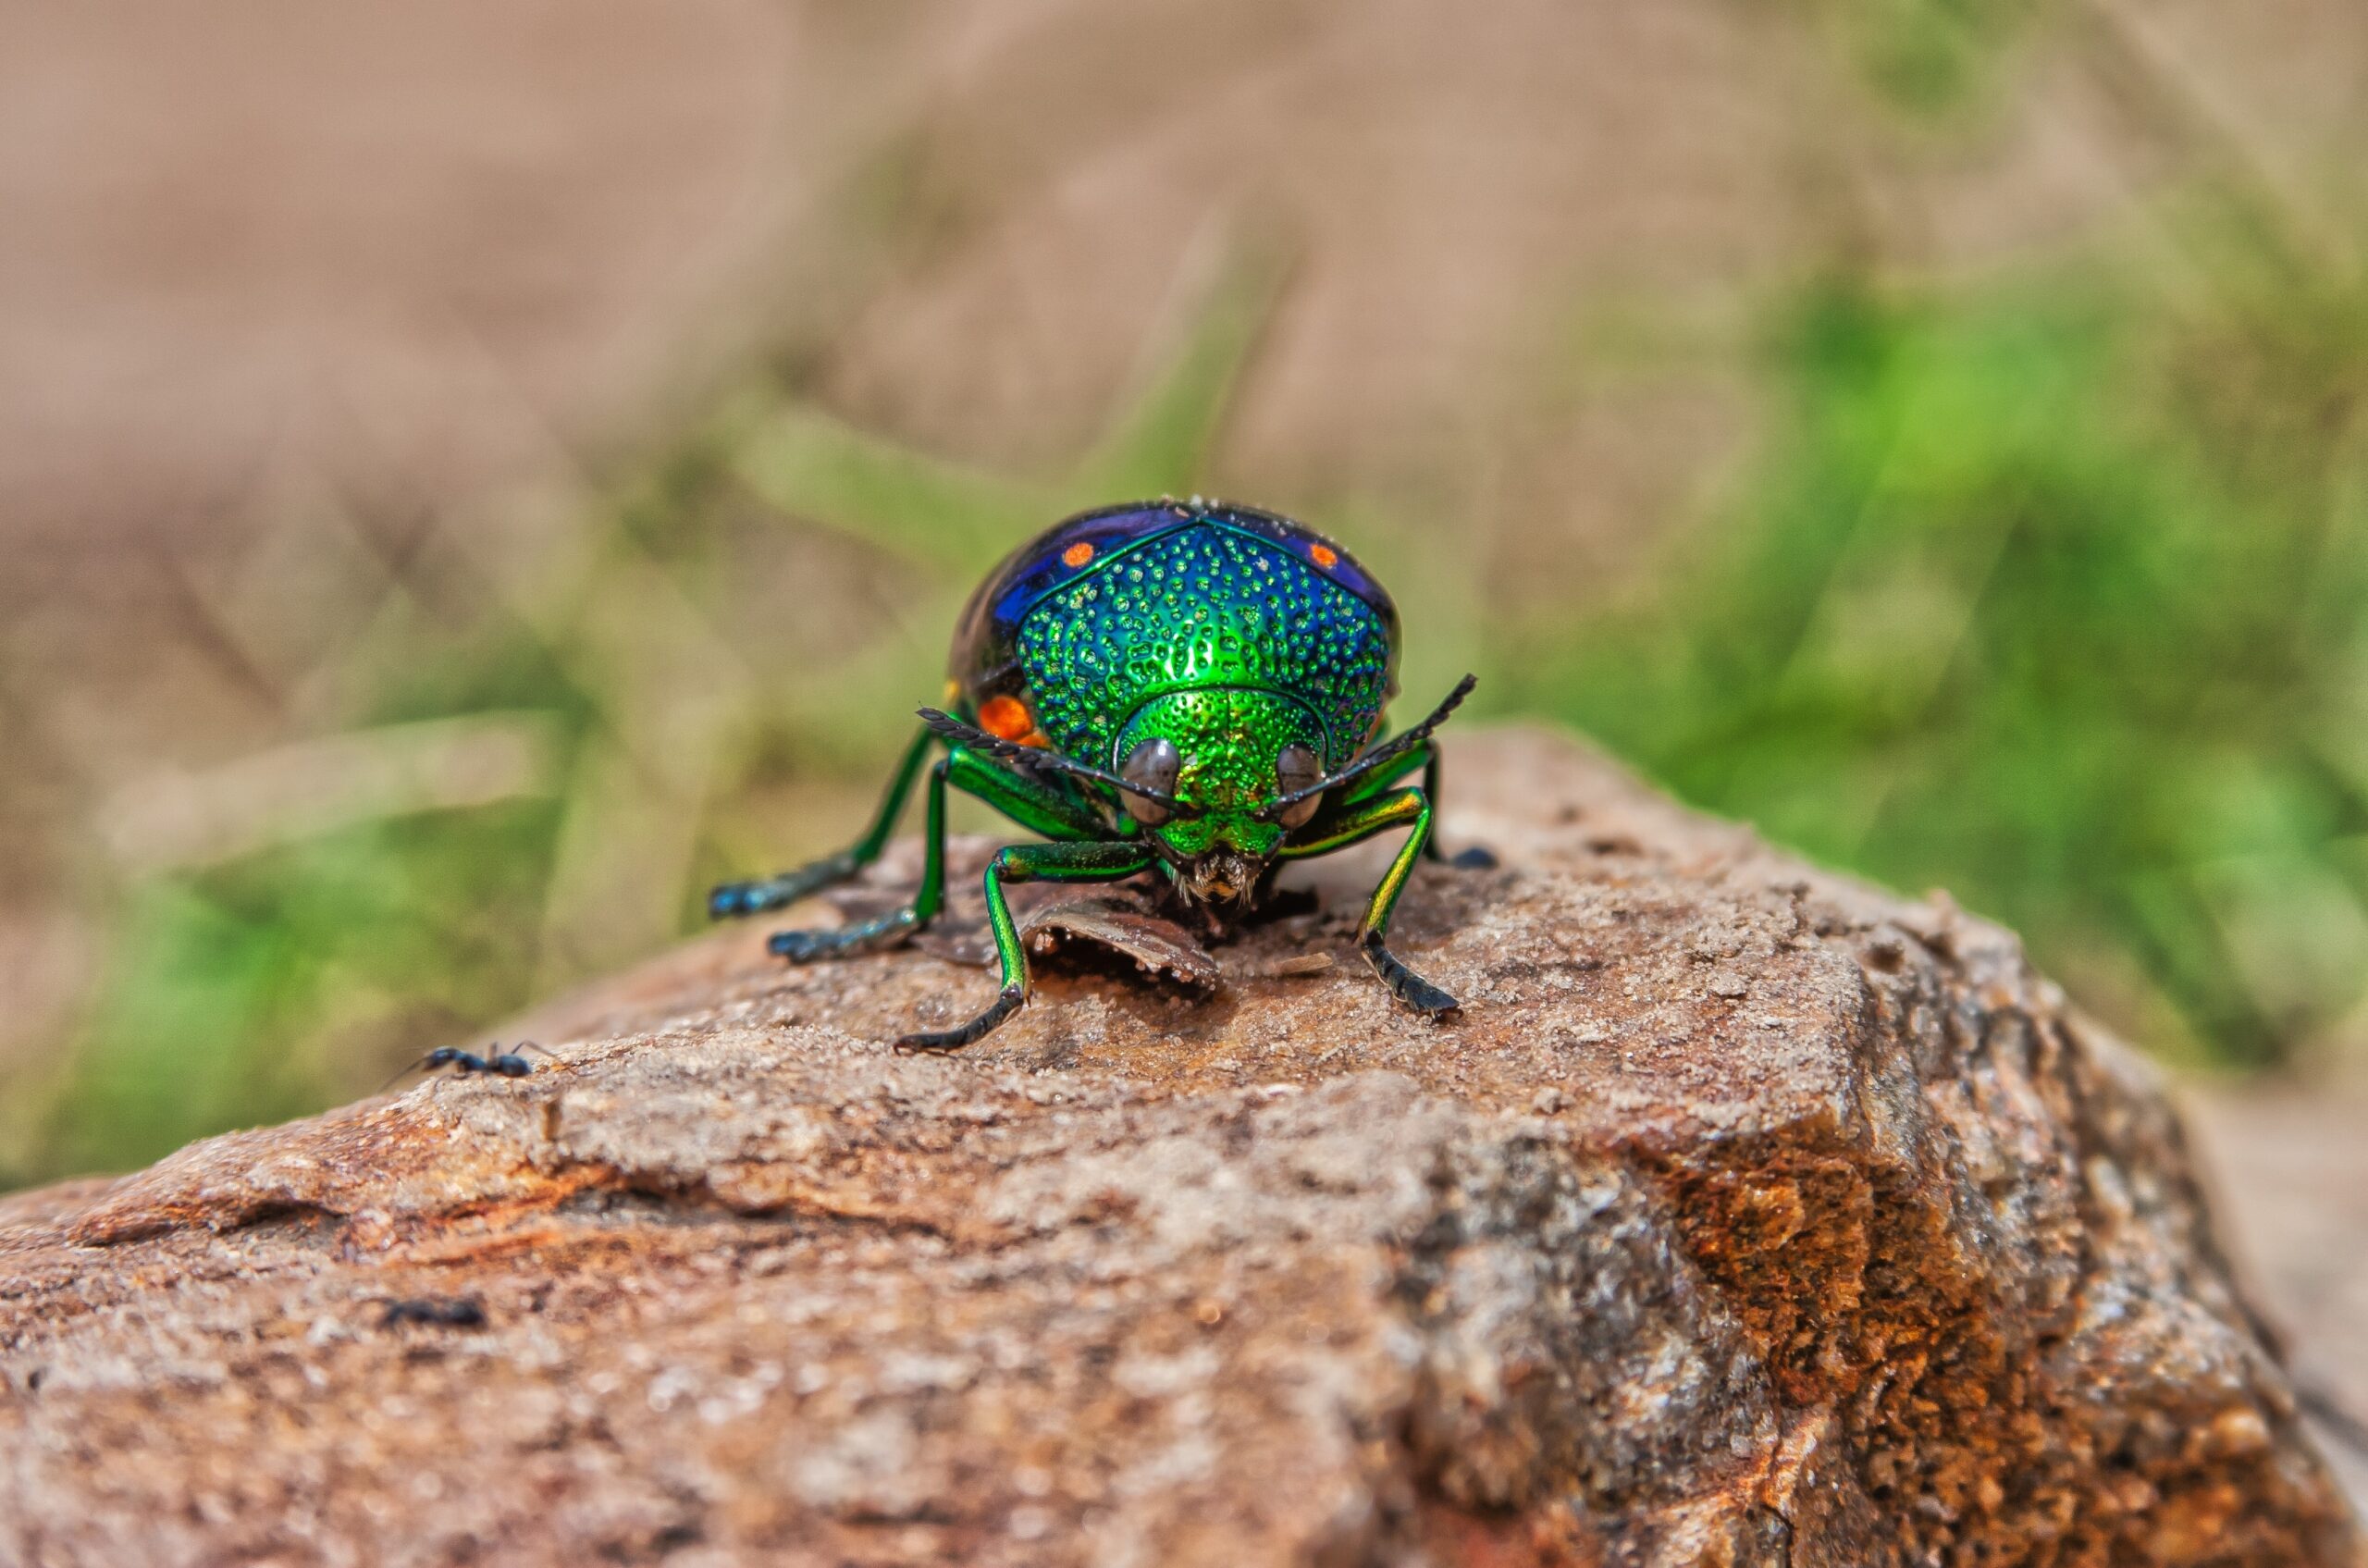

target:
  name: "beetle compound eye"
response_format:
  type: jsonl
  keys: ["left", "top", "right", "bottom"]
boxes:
{"left": 1276, "top": 743, "right": 1324, "bottom": 829}
{"left": 1121, "top": 737, "right": 1181, "bottom": 824}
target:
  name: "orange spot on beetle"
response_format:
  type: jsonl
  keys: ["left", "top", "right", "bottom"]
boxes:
{"left": 1309, "top": 543, "right": 1338, "bottom": 569}
{"left": 979, "top": 694, "right": 1034, "bottom": 740}
{"left": 1063, "top": 540, "right": 1096, "bottom": 568}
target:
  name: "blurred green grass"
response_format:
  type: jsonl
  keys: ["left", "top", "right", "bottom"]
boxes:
{"left": 17, "top": 176, "right": 2368, "bottom": 1185}
{"left": 9, "top": 251, "right": 1289, "bottom": 1184}
{"left": 1517, "top": 198, "right": 2368, "bottom": 1068}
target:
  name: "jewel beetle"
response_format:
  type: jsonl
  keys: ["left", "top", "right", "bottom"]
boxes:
{"left": 709, "top": 498, "right": 1493, "bottom": 1051}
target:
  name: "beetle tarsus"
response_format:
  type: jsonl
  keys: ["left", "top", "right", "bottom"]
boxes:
{"left": 1446, "top": 845, "right": 1498, "bottom": 870}
{"left": 710, "top": 852, "right": 860, "bottom": 920}
{"left": 768, "top": 908, "right": 920, "bottom": 963}
{"left": 1361, "top": 935, "right": 1460, "bottom": 1018}
{"left": 895, "top": 987, "right": 1026, "bottom": 1054}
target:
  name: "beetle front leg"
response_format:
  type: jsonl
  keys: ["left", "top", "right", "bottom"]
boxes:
{"left": 1281, "top": 786, "right": 1460, "bottom": 1018}
{"left": 1338, "top": 741, "right": 1495, "bottom": 870}
{"left": 896, "top": 839, "right": 1154, "bottom": 1054}
{"left": 1422, "top": 749, "right": 1498, "bottom": 870}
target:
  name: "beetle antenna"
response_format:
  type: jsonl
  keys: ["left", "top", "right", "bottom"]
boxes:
{"left": 915, "top": 708, "right": 1195, "bottom": 814}
{"left": 1253, "top": 673, "right": 1477, "bottom": 822}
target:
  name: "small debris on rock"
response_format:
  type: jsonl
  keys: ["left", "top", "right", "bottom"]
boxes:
{"left": 1706, "top": 969, "right": 1750, "bottom": 999}
{"left": 0, "top": 730, "right": 2350, "bottom": 1568}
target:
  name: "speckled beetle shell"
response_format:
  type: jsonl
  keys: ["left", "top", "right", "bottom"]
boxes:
{"left": 949, "top": 500, "right": 1400, "bottom": 776}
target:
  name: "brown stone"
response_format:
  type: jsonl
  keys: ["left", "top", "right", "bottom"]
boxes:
{"left": 1, "top": 731, "right": 2356, "bottom": 1566}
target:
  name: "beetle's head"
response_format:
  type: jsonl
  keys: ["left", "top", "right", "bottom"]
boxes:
{"left": 1113, "top": 689, "right": 1329, "bottom": 911}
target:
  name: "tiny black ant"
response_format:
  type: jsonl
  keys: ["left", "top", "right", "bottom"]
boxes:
{"left": 378, "top": 1296, "right": 487, "bottom": 1329}
{"left": 376, "top": 1040, "right": 556, "bottom": 1093}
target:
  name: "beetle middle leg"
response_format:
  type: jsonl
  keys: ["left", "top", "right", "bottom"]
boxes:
{"left": 896, "top": 838, "right": 1155, "bottom": 1053}
{"left": 765, "top": 748, "right": 954, "bottom": 962}
{"left": 710, "top": 724, "right": 936, "bottom": 919}
{"left": 1340, "top": 740, "right": 1497, "bottom": 870}
{"left": 1281, "top": 786, "right": 1461, "bottom": 1018}
{"left": 762, "top": 744, "right": 1112, "bottom": 965}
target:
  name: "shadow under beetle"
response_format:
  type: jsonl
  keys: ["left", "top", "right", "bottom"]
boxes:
{"left": 710, "top": 499, "right": 1493, "bottom": 1051}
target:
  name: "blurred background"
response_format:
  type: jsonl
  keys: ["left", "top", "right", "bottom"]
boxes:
{"left": 2, "top": 0, "right": 2363, "bottom": 1448}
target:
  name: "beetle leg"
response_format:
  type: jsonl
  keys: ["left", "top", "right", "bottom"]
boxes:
{"left": 1279, "top": 786, "right": 1461, "bottom": 1018}
{"left": 896, "top": 839, "right": 1154, "bottom": 1053}
{"left": 769, "top": 751, "right": 953, "bottom": 961}
{"left": 1335, "top": 742, "right": 1495, "bottom": 870}
{"left": 761, "top": 743, "right": 1115, "bottom": 964}
{"left": 710, "top": 724, "right": 936, "bottom": 919}
{"left": 1422, "top": 747, "right": 1498, "bottom": 869}
{"left": 941, "top": 747, "right": 1111, "bottom": 842}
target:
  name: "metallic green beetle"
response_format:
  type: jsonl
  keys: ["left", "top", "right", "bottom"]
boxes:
{"left": 709, "top": 499, "right": 1491, "bottom": 1050}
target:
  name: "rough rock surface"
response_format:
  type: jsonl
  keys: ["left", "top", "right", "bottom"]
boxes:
{"left": 0, "top": 731, "right": 2357, "bottom": 1567}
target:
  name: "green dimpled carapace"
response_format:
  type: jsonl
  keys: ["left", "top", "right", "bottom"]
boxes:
{"left": 710, "top": 499, "right": 1494, "bottom": 1052}
{"left": 1015, "top": 520, "right": 1395, "bottom": 771}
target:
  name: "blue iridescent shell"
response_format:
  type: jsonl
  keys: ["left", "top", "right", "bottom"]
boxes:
{"left": 949, "top": 500, "right": 1401, "bottom": 771}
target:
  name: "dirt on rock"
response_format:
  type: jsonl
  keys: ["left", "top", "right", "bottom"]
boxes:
{"left": 0, "top": 730, "right": 2357, "bottom": 1566}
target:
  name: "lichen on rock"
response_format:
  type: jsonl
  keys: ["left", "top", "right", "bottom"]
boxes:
{"left": 0, "top": 730, "right": 2356, "bottom": 1566}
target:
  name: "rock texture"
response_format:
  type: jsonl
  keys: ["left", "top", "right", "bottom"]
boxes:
{"left": 0, "top": 731, "right": 2357, "bottom": 1567}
